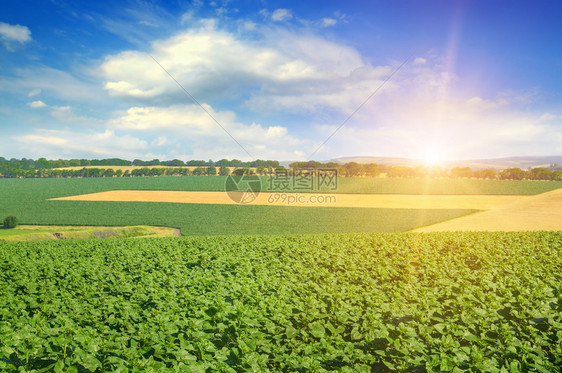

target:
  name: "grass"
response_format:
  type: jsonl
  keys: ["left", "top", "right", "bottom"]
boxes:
{"left": 1, "top": 176, "right": 560, "bottom": 235}
{"left": 0, "top": 225, "right": 177, "bottom": 241}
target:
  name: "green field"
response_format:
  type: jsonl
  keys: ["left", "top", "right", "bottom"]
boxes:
{"left": 1, "top": 232, "right": 560, "bottom": 371}
{"left": 0, "top": 177, "right": 478, "bottom": 235}
{"left": 1, "top": 177, "right": 560, "bottom": 235}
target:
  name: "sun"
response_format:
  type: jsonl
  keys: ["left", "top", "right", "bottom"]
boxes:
{"left": 419, "top": 148, "right": 447, "bottom": 166}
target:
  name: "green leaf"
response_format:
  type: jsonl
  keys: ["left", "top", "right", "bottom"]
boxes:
{"left": 309, "top": 322, "right": 326, "bottom": 339}
{"left": 350, "top": 326, "right": 363, "bottom": 341}
{"left": 285, "top": 326, "right": 298, "bottom": 339}
{"left": 80, "top": 355, "right": 102, "bottom": 372}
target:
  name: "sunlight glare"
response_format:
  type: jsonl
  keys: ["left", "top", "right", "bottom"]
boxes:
{"left": 419, "top": 148, "right": 447, "bottom": 166}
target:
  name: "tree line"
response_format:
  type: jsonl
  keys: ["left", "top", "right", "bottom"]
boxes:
{"left": 288, "top": 161, "right": 562, "bottom": 181}
{"left": 0, "top": 157, "right": 279, "bottom": 169}
{"left": 0, "top": 157, "right": 279, "bottom": 178}
{"left": 1, "top": 157, "right": 562, "bottom": 180}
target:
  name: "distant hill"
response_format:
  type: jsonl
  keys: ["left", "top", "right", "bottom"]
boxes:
{"left": 328, "top": 156, "right": 562, "bottom": 170}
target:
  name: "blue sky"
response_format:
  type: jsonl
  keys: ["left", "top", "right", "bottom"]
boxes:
{"left": 1, "top": 0, "right": 561, "bottom": 162}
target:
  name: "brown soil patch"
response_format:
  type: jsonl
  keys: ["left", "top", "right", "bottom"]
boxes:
{"left": 50, "top": 190, "right": 525, "bottom": 209}
{"left": 414, "top": 188, "right": 562, "bottom": 231}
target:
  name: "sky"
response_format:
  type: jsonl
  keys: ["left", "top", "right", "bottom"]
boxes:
{"left": 1, "top": 0, "right": 561, "bottom": 163}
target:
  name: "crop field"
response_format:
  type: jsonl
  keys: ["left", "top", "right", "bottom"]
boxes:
{"left": 416, "top": 188, "right": 562, "bottom": 232}
{"left": 0, "top": 177, "right": 480, "bottom": 235}
{"left": 0, "top": 225, "right": 178, "bottom": 241}
{"left": 2, "top": 177, "right": 561, "bottom": 235}
{"left": 1, "top": 232, "right": 560, "bottom": 371}
{"left": 52, "top": 190, "right": 525, "bottom": 209}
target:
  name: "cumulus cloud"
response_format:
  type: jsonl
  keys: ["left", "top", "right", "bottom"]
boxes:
{"left": 49, "top": 105, "right": 104, "bottom": 126}
{"left": 27, "top": 100, "right": 47, "bottom": 108}
{"left": 14, "top": 129, "right": 150, "bottom": 159}
{"left": 321, "top": 18, "right": 337, "bottom": 27}
{"left": 306, "top": 80, "right": 562, "bottom": 161}
{"left": 151, "top": 136, "right": 168, "bottom": 147}
{"left": 27, "top": 88, "right": 41, "bottom": 97}
{"left": 2, "top": 66, "right": 106, "bottom": 103}
{"left": 99, "top": 21, "right": 390, "bottom": 115}
{"left": 0, "top": 22, "right": 32, "bottom": 50}
{"left": 539, "top": 113, "right": 557, "bottom": 121}
{"left": 108, "top": 103, "right": 306, "bottom": 160}
{"left": 413, "top": 57, "right": 427, "bottom": 65}
{"left": 271, "top": 9, "right": 293, "bottom": 22}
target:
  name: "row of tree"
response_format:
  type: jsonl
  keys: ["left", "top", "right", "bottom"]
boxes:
{"left": 2, "top": 157, "right": 562, "bottom": 180}
{"left": 288, "top": 161, "right": 562, "bottom": 181}
{"left": 0, "top": 157, "right": 280, "bottom": 170}
{"left": 0, "top": 165, "right": 275, "bottom": 178}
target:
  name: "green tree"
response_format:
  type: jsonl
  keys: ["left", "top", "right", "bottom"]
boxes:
{"left": 256, "top": 166, "right": 267, "bottom": 175}
{"left": 344, "top": 162, "right": 363, "bottom": 177}
{"left": 207, "top": 166, "right": 217, "bottom": 176}
{"left": 364, "top": 163, "right": 381, "bottom": 177}
{"left": 451, "top": 167, "right": 474, "bottom": 178}
{"left": 499, "top": 168, "right": 526, "bottom": 180}
{"left": 528, "top": 167, "right": 553, "bottom": 180}
{"left": 3, "top": 216, "right": 18, "bottom": 229}
{"left": 219, "top": 166, "right": 230, "bottom": 176}
{"left": 474, "top": 169, "right": 497, "bottom": 179}
{"left": 192, "top": 167, "right": 207, "bottom": 176}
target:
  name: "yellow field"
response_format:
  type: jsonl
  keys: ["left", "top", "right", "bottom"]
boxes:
{"left": 51, "top": 190, "right": 524, "bottom": 209}
{"left": 50, "top": 189, "right": 562, "bottom": 231}
{"left": 413, "top": 188, "right": 562, "bottom": 231}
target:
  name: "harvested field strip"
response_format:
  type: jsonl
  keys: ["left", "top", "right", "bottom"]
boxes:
{"left": 0, "top": 225, "right": 179, "bottom": 241}
{"left": 414, "top": 187, "right": 562, "bottom": 231}
{"left": 50, "top": 190, "right": 526, "bottom": 209}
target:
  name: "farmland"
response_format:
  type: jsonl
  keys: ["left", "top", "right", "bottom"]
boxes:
{"left": 416, "top": 188, "right": 562, "bottom": 232}
{"left": 2, "top": 177, "right": 562, "bottom": 235}
{"left": 1, "top": 175, "right": 561, "bottom": 371}
{"left": 0, "top": 225, "right": 177, "bottom": 241}
{"left": 1, "top": 232, "right": 560, "bottom": 371}
{"left": 52, "top": 190, "right": 525, "bottom": 209}
{"left": 0, "top": 177, "right": 476, "bottom": 236}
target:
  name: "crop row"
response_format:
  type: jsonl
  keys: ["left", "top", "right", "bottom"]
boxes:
{"left": 0, "top": 232, "right": 561, "bottom": 371}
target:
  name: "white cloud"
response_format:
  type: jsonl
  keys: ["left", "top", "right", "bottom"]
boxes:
{"left": 27, "top": 100, "right": 47, "bottom": 109}
{"left": 539, "top": 113, "right": 557, "bottom": 121}
{"left": 14, "top": 129, "right": 149, "bottom": 159}
{"left": 138, "top": 20, "right": 158, "bottom": 27}
{"left": 242, "top": 21, "right": 257, "bottom": 31}
{"left": 1, "top": 66, "right": 106, "bottom": 104}
{"left": 107, "top": 103, "right": 306, "bottom": 160}
{"left": 271, "top": 9, "right": 293, "bottom": 22}
{"left": 413, "top": 57, "right": 427, "bottom": 65}
{"left": 27, "top": 88, "right": 41, "bottom": 97}
{"left": 321, "top": 18, "right": 337, "bottom": 27}
{"left": 151, "top": 136, "right": 168, "bottom": 147}
{"left": 99, "top": 22, "right": 387, "bottom": 115}
{"left": 215, "top": 7, "right": 227, "bottom": 16}
{"left": 180, "top": 11, "right": 194, "bottom": 25}
{"left": 0, "top": 22, "right": 32, "bottom": 50}
{"left": 49, "top": 105, "right": 103, "bottom": 126}
{"left": 305, "top": 80, "right": 562, "bottom": 161}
